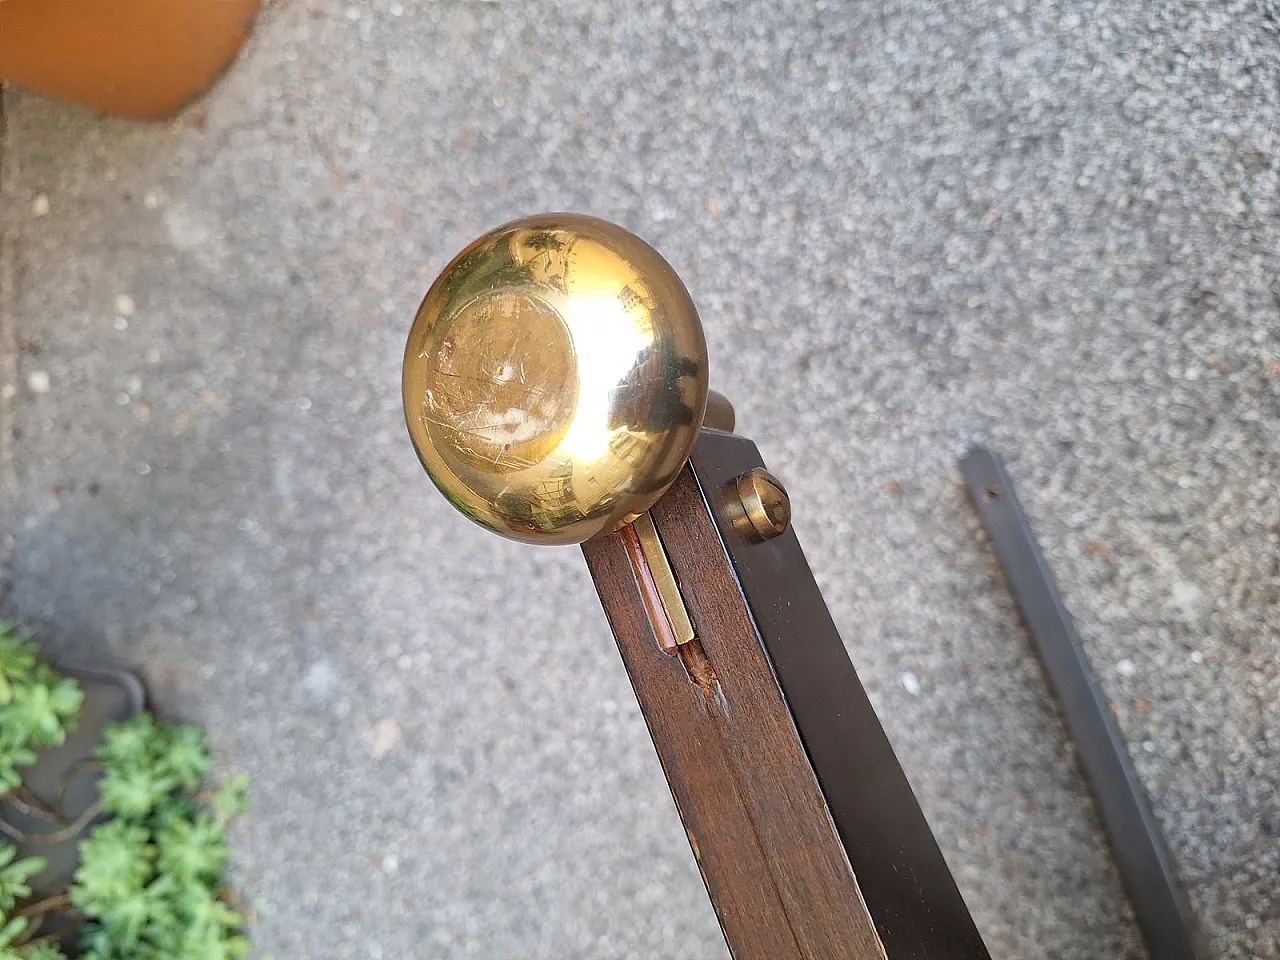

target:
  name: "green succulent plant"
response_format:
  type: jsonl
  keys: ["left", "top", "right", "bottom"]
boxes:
{"left": 0, "top": 624, "right": 250, "bottom": 959}
{"left": 0, "top": 848, "right": 45, "bottom": 914}
{"left": 0, "top": 624, "right": 82, "bottom": 796}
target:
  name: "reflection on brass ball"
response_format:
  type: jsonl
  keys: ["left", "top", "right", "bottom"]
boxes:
{"left": 403, "top": 214, "right": 709, "bottom": 545}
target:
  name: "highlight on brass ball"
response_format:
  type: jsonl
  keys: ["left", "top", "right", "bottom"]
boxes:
{"left": 402, "top": 213, "right": 709, "bottom": 545}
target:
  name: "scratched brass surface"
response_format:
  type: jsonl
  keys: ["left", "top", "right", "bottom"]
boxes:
{"left": 403, "top": 214, "right": 708, "bottom": 545}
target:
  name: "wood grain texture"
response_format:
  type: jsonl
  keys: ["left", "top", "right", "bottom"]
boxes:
{"left": 690, "top": 431, "right": 992, "bottom": 960}
{"left": 582, "top": 467, "right": 886, "bottom": 960}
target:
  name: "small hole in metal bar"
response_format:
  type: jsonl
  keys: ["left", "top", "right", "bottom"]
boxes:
{"left": 985, "top": 487, "right": 1000, "bottom": 501}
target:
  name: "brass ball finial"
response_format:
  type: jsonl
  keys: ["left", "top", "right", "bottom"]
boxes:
{"left": 403, "top": 214, "right": 709, "bottom": 545}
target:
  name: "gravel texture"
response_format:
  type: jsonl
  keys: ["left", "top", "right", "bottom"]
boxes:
{"left": 1, "top": 1, "right": 1277, "bottom": 958}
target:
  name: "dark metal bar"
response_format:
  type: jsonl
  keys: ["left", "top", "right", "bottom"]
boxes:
{"left": 959, "top": 445, "right": 1204, "bottom": 960}
{"left": 685, "top": 430, "right": 992, "bottom": 960}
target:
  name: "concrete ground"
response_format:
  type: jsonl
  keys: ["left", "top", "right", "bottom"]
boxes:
{"left": 1, "top": 1, "right": 1277, "bottom": 957}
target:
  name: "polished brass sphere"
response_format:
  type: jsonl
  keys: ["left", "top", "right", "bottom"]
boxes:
{"left": 403, "top": 214, "right": 709, "bottom": 545}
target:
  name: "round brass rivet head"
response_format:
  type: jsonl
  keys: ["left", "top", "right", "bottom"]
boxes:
{"left": 732, "top": 468, "right": 790, "bottom": 540}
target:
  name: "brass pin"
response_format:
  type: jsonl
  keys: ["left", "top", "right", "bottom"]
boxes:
{"left": 729, "top": 468, "right": 791, "bottom": 541}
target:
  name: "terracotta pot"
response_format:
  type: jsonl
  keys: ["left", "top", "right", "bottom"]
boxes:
{"left": 0, "top": 0, "right": 261, "bottom": 119}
